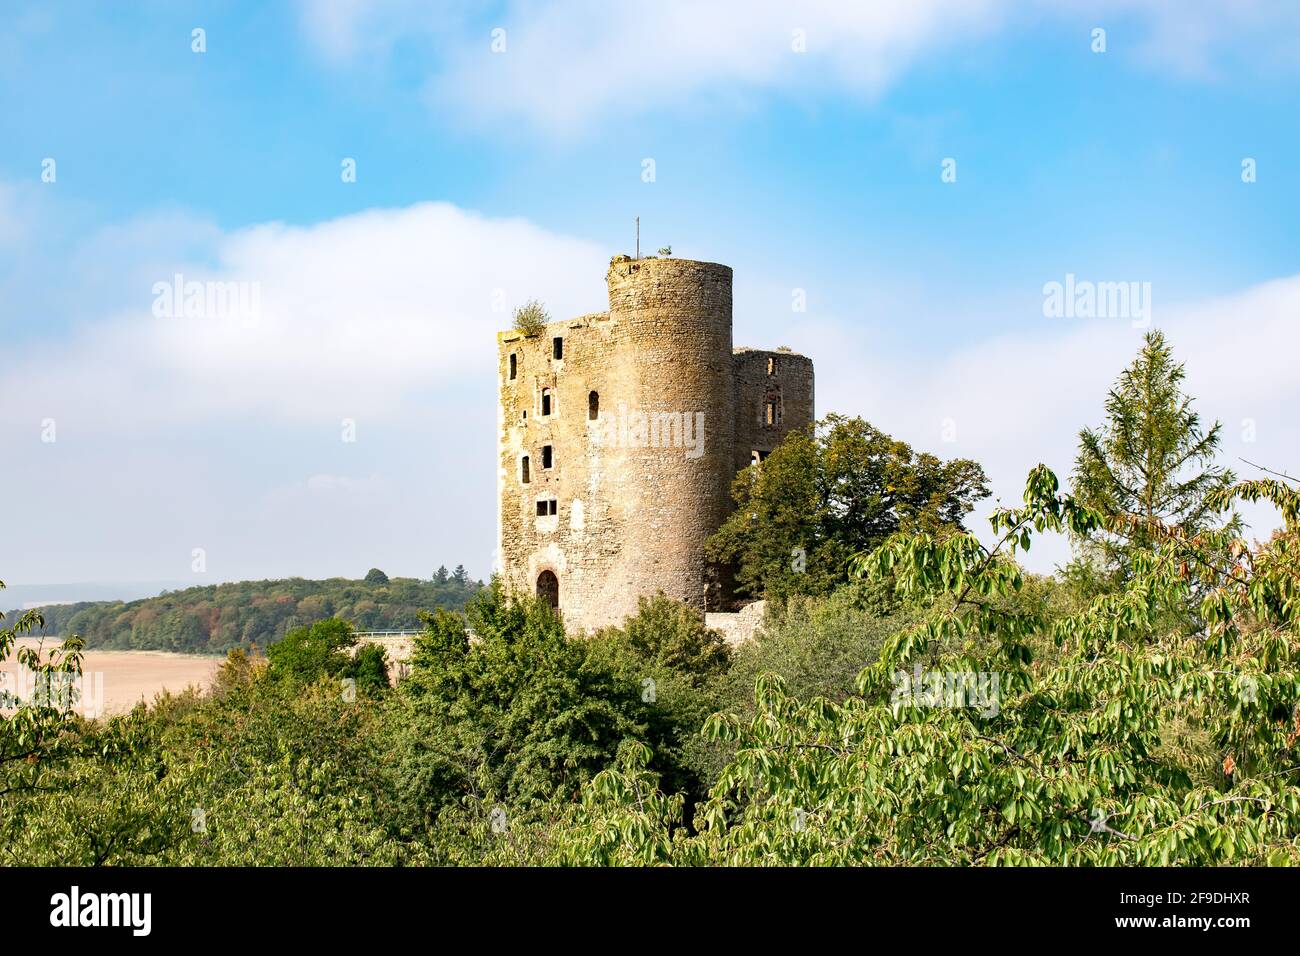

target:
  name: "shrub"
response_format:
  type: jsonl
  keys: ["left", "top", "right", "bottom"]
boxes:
{"left": 512, "top": 299, "right": 549, "bottom": 337}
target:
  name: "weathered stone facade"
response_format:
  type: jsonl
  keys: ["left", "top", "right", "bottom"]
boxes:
{"left": 496, "top": 255, "right": 814, "bottom": 634}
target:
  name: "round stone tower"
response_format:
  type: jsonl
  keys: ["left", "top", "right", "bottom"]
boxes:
{"left": 496, "top": 254, "right": 810, "bottom": 634}
{"left": 599, "top": 255, "right": 735, "bottom": 618}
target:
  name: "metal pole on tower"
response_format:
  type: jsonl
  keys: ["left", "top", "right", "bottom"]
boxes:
{"left": 636, "top": 216, "right": 640, "bottom": 259}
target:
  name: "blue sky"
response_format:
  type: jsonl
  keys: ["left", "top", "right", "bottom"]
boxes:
{"left": 3, "top": 1, "right": 1299, "bottom": 597}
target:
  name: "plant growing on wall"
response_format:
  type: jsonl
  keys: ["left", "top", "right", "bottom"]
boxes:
{"left": 513, "top": 299, "right": 550, "bottom": 337}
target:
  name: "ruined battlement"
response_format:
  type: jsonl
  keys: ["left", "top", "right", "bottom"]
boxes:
{"left": 496, "top": 255, "right": 814, "bottom": 633}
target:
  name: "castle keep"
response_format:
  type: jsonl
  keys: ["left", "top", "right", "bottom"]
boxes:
{"left": 496, "top": 255, "right": 814, "bottom": 634}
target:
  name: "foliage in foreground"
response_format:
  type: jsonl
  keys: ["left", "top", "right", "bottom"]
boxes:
{"left": 5, "top": 459, "right": 1299, "bottom": 866}
{"left": 548, "top": 467, "right": 1300, "bottom": 865}
{"left": 4, "top": 333, "right": 1298, "bottom": 866}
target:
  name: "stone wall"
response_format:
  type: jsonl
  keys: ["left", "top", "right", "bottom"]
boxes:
{"left": 705, "top": 599, "right": 769, "bottom": 647}
{"left": 352, "top": 632, "right": 416, "bottom": 684}
{"left": 732, "top": 347, "right": 815, "bottom": 473}
{"left": 497, "top": 255, "right": 813, "bottom": 634}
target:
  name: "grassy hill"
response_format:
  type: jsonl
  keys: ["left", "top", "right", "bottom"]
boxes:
{"left": 8, "top": 570, "right": 482, "bottom": 655}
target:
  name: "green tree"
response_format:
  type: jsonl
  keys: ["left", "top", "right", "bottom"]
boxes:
{"left": 720, "top": 584, "right": 906, "bottom": 715}
{"left": 1, "top": 580, "right": 86, "bottom": 800}
{"left": 1071, "top": 330, "right": 1237, "bottom": 581}
{"left": 707, "top": 414, "right": 988, "bottom": 603}
{"left": 266, "top": 618, "right": 387, "bottom": 692}
{"left": 552, "top": 466, "right": 1300, "bottom": 866}
{"left": 4, "top": 707, "right": 193, "bottom": 865}
{"left": 266, "top": 617, "right": 356, "bottom": 683}
{"left": 592, "top": 593, "right": 730, "bottom": 687}
{"left": 590, "top": 594, "right": 733, "bottom": 800}
{"left": 364, "top": 568, "right": 390, "bottom": 585}
{"left": 387, "top": 582, "right": 649, "bottom": 823}
{"left": 351, "top": 643, "right": 391, "bottom": 695}
{"left": 211, "top": 646, "right": 266, "bottom": 696}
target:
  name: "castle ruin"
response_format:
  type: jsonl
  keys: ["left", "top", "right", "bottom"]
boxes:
{"left": 496, "top": 255, "right": 814, "bottom": 634}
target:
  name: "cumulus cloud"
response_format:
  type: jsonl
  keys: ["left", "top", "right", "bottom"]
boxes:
{"left": 1, "top": 201, "right": 606, "bottom": 584}
{"left": 4, "top": 202, "right": 607, "bottom": 428}
{"left": 4, "top": 196, "right": 1294, "bottom": 585}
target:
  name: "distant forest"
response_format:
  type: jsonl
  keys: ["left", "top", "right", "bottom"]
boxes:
{"left": 9, "top": 566, "right": 482, "bottom": 655}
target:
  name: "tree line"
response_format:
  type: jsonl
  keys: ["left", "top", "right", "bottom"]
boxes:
{"left": 8, "top": 568, "right": 481, "bottom": 655}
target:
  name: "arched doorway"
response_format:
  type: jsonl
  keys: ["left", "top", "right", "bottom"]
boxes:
{"left": 536, "top": 570, "right": 559, "bottom": 610}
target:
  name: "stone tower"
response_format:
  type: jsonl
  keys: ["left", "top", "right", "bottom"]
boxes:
{"left": 496, "top": 255, "right": 814, "bottom": 633}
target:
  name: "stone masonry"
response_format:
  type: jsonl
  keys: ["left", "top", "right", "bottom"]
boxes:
{"left": 496, "top": 255, "right": 814, "bottom": 634}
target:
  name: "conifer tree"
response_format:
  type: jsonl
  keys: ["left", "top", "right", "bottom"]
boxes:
{"left": 1071, "top": 329, "right": 1237, "bottom": 579}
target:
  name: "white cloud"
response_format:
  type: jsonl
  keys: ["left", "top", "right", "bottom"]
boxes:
{"left": 1092, "top": 0, "right": 1300, "bottom": 81}
{"left": 1, "top": 201, "right": 607, "bottom": 584}
{"left": 782, "top": 276, "right": 1300, "bottom": 572}
{"left": 296, "top": 0, "right": 473, "bottom": 64}
{"left": 4, "top": 196, "right": 1295, "bottom": 586}
{"left": 426, "top": 0, "right": 1006, "bottom": 135}
{"left": 294, "top": 0, "right": 1007, "bottom": 134}
{"left": 4, "top": 202, "right": 607, "bottom": 428}
{"left": 296, "top": 0, "right": 1300, "bottom": 134}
